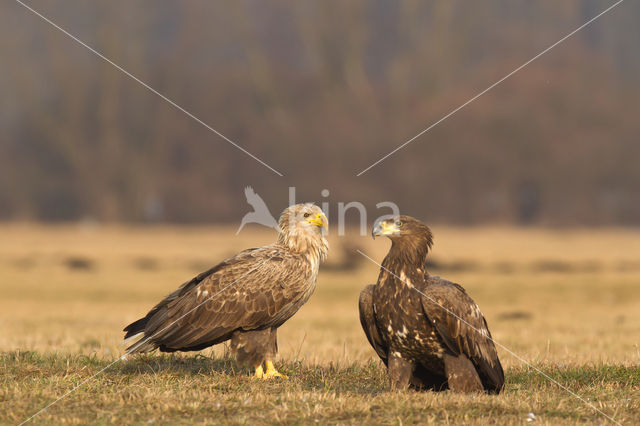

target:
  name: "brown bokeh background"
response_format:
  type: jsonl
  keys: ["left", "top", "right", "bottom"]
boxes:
{"left": 0, "top": 1, "right": 638, "bottom": 225}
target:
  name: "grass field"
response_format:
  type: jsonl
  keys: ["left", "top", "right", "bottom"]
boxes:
{"left": 1, "top": 224, "right": 639, "bottom": 424}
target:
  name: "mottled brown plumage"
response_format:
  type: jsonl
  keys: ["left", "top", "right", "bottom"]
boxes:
{"left": 359, "top": 216, "right": 504, "bottom": 393}
{"left": 123, "top": 203, "right": 328, "bottom": 378}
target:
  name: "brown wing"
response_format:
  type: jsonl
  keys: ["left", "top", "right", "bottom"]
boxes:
{"left": 124, "top": 246, "right": 311, "bottom": 353}
{"left": 123, "top": 250, "right": 257, "bottom": 342}
{"left": 358, "top": 284, "right": 388, "bottom": 364}
{"left": 419, "top": 276, "right": 504, "bottom": 393}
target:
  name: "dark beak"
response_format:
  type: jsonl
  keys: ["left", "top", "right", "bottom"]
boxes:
{"left": 371, "top": 222, "right": 382, "bottom": 240}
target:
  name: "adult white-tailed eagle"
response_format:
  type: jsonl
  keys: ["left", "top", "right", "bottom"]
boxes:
{"left": 123, "top": 203, "right": 328, "bottom": 379}
{"left": 359, "top": 216, "right": 504, "bottom": 393}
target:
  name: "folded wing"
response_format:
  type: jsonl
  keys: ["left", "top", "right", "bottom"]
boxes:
{"left": 124, "top": 247, "right": 305, "bottom": 353}
{"left": 419, "top": 277, "right": 504, "bottom": 393}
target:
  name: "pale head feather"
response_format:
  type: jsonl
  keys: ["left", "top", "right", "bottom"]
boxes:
{"left": 277, "top": 203, "right": 329, "bottom": 262}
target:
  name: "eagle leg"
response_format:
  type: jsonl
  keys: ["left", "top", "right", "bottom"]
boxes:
{"left": 252, "top": 361, "right": 287, "bottom": 379}
{"left": 261, "top": 328, "right": 287, "bottom": 378}
{"left": 254, "top": 364, "right": 265, "bottom": 378}
{"left": 263, "top": 360, "right": 288, "bottom": 379}
{"left": 443, "top": 354, "right": 483, "bottom": 393}
{"left": 388, "top": 354, "right": 414, "bottom": 391}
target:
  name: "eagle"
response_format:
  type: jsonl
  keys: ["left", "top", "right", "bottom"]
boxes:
{"left": 123, "top": 203, "right": 328, "bottom": 379}
{"left": 359, "top": 216, "right": 504, "bottom": 393}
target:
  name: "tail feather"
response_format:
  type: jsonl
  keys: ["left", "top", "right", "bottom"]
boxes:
{"left": 123, "top": 316, "right": 148, "bottom": 338}
{"left": 126, "top": 337, "right": 157, "bottom": 354}
{"left": 121, "top": 332, "right": 144, "bottom": 347}
{"left": 123, "top": 315, "right": 157, "bottom": 353}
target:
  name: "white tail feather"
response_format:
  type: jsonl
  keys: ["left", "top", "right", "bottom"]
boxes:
{"left": 121, "top": 332, "right": 144, "bottom": 347}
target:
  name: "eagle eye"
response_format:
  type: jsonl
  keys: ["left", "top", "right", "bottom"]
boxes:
{"left": 303, "top": 212, "right": 311, "bottom": 218}
{"left": 395, "top": 220, "right": 403, "bottom": 227}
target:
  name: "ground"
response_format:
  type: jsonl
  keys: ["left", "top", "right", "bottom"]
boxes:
{"left": 1, "top": 224, "right": 639, "bottom": 424}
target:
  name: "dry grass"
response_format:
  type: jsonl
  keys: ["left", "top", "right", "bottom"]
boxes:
{"left": 1, "top": 224, "right": 639, "bottom": 424}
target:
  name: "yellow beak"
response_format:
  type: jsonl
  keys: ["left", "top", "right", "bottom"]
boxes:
{"left": 372, "top": 220, "right": 398, "bottom": 239}
{"left": 306, "top": 212, "right": 328, "bottom": 230}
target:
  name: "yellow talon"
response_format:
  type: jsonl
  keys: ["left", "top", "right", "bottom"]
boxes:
{"left": 253, "top": 364, "right": 264, "bottom": 378}
{"left": 263, "top": 361, "right": 288, "bottom": 379}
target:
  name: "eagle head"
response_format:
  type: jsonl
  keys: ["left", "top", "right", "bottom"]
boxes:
{"left": 278, "top": 203, "right": 329, "bottom": 261}
{"left": 372, "top": 215, "right": 433, "bottom": 264}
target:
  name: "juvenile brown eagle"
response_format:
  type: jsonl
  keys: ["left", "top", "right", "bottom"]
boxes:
{"left": 123, "top": 203, "right": 328, "bottom": 379}
{"left": 359, "top": 216, "right": 504, "bottom": 393}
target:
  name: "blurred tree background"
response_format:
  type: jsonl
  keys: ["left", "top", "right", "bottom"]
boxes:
{"left": 0, "top": 0, "right": 638, "bottom": 225}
